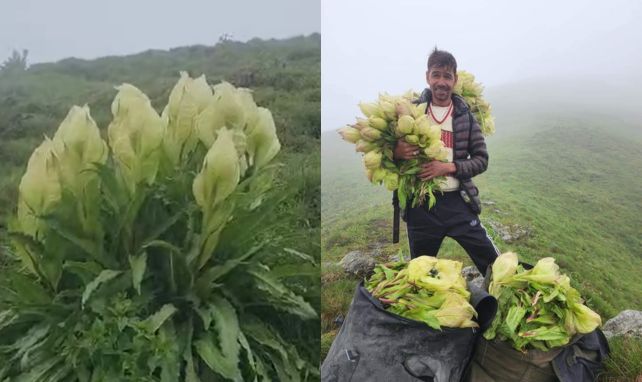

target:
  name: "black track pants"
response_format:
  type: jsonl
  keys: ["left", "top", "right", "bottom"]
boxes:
{"left": 403, "top": 191, "right": 500, "bottom": 275}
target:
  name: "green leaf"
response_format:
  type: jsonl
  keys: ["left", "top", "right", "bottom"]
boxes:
{"left": 143, "top": 304, "right": 177, "bottom": 333}
{"left": 181, "top": 318, "right": 200, "bottom": 382}
{"left": 283, "top": 247, "right": 316, "bottom": 264}
{"left": 158, "top": 325, "right": 181, "bottom": 382}
{"left": 194, "top": 295, "right": 242, "bottom": 381}
{"left": 242, "top": 317, "right": 305, "bottom": 381}
{"left": 13, "top": 355, "right": 63, "bottom": 382}
{"left": 195, "top": 244, "right": 263, "bottom": 289}
{"left": 6, "top": 272, "right": 51, "bottom": 305}
{"left": 128, "top": 252, "right": 147, "bottom": 295}
{"left": 10, "top": 324, "right": 50, "bottom": 362}
{"left": 45, "top": 219, "right": 111, "bottom": 268}
{"left": 270, "top": 263, "right": 318, "bottom": 279}
{"left": 81, "top": 270, "right": 122, "bottom": 308}
{"left": 62, "top": 260, "right": 102, "bottom": 285}
{"left": 248, "top": 267, "right": 317, "bottom": 320}
{"left": 140, "top": 207, "right": 188, "bottom": 246}
{"left": 505, "top": 306, "right": 527, "bottom": 333}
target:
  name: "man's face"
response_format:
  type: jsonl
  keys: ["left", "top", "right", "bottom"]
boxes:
{"left": 426, "top": 66, "right": 457, "bottom": 106}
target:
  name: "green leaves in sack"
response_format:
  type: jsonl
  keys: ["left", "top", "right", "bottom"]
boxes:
{"left": 367, "top": 256, "right": 478, "bottom": 330}
{"left": 484, "top": 252, "right": 602, "bottom": 351}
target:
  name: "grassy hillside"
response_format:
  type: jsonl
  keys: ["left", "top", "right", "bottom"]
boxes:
{"left": 321, "top": 85, "right": 642, "bottom": 379}
{"left": 0, "top": 35, "right": 321, "bottom": 379}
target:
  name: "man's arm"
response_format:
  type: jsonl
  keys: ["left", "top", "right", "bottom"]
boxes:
{"left": 453, "top": 113, "right": 488, "bottom": 179}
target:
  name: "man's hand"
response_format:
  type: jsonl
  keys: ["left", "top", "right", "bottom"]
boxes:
{"left": 418, "top": 161, "right": 456, "bottom": 181}
{"left": 394, "top": 139, "right": 421, "bottom": 160}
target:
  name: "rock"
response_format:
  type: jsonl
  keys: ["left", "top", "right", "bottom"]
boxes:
{"left": 488, "top": 221, "right": 532, "bottom": 243}
{"left": 462, "top": 266, "right": 485, "bottom": 291}
{"left": 388, "top": 251, "right": 410, "bottom": 263}
{"left": 602, "top": 310, "right": 642, "bottom": 339}
{"left": 461, "top": 266, "right": 482, "bottom": 282}
{"left": 340, "top": 251, "right": 376, "bottom": 278}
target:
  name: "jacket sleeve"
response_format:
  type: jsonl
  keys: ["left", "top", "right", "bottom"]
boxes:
{"left": 454, "top": 113, "right": 489, "bottom": 179}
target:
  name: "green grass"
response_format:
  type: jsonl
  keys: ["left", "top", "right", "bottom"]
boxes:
{"left": 599, "top": 336, "right": 642, "bottom": 381}
{"left": 321, "top": 102, "right": 642, "bottom": 377}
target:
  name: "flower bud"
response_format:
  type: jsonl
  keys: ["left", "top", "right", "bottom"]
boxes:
{"left": 192, "top": 128, "right": 240, "bottom": 209}
{"left": 411, "top": 103, "right": 428, "bottom": 119}
{"left": 368, "top": 116, "right": 388, "bottom": 131}
{"left": 355, "top": 140, "right": 377, "bottom": 153}
{"left": 383, "top": 172, "right": 399, "bottom": 191}
{"left": 162, "top": 72, "right": 213, "bottom": 166}
{"left": 395, "top": 100, "right": 412, "bottom": 116}
{"left": 360, "top": 127, "right": 382, "bottom": 141}
{"left": 338, "top": 126, "right": 361, "bottom": 143}
{"left": 353, "top": 118, "right": 369, "bottom": 131}
{"left": 246, "top": 107, "right": 281, "bottom": 169}
{"left": 415, "top": 115, "right": 431, "bottom": 137}
{"left": 397, "top": 115, "right": 415, "bottom": 135}
{"left": 359, "top": 102, "right": 382, "bottom": 118}
{"left": 379, "top": 100, "right": 396, "bottom": 120}
{"left": 364, "top": 150, "right": 382, "bottom": 170}
{"left": 17, "top": 138, "right": 61, "bottom": 237}
{"left": 109, "top": 84, "right": 164, "bottom": 193}
{"left": 372, "top": 168, "right": 387, "bottom": 183}
{"left": 405, "top": 134, "right": 419, "bottom": 145}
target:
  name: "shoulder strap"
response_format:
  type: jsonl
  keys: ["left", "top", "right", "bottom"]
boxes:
{"left": 392, "top": 190, "right": 400, "bottom": 243}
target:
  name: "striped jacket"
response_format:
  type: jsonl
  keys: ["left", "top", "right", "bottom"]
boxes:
{"left": 416, "top": 88, "right": 489, "bottom": 213}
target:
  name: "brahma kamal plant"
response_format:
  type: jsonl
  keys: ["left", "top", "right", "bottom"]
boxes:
{"left": 0, "top": 72, "right": 318, "bottom": 382}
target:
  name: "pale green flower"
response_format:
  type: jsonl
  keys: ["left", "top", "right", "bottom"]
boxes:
{"left": 109, "top": 84, "right": 164, "bottom": 193}
{"left": 360, "top": 127, "right": 382, "bottom": 141}
{"left": 192, "top": 128, "right": 240, "bottom": 209}
{"left": 17, "top": 138, "right": 61, "bottom": 237}
{"left": 383, "top": 172, "right": 399, "bottom": 191}
{"left": 246, "top": 107, "right": 281, "bottom": 169}
{"left": 397, "top": 115, "right": 415, "bottom": 135}
{"left": 368, "top": 116, "right": 388, "bottom": 131}
{"left": 359, "top": 102, "right": 383, "bottom": 118}
{"left": 363, "top": 150, "right": 382, "bottom": 170}
{"left": 338, "top": 126, "right": 361, "bottom": 143}
{"left": 162, "top": 72, "right": 213, "bottom": 167}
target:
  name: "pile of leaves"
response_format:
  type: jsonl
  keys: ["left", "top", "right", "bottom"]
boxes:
{"left": 365, "top": 256, "right": 478, "bottom": 330}
{"left": 484, "top": 252, "right": 602, "bottom": 352}
{"left": 0, "top": 72, "right": 318, "bottom": 381}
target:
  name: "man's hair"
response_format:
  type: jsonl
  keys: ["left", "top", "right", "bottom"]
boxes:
{"left": 427, "top": 47, "right": 457, "bottom": 74}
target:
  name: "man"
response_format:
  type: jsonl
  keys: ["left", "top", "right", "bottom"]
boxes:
{"left": 394, "top": 48, "right": 499, "bottom": 275}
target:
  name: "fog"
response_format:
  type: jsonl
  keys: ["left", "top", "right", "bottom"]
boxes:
{"left": 322, "top": 0, "right": 642, "bottom": 131}
{"left": 0, "top": 0, "right": 320, "bottom": 63}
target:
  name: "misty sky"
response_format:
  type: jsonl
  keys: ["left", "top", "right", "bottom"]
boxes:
{"left": 0, "top": 0, "right": 319, "bottom": 64}
{"left": 322, "top": 0, "right": 642, "bottom": 131}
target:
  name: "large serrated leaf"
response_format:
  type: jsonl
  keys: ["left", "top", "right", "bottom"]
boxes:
{"left": 248, "top": 268, "right": 317, "bottom": 320}
{"left": 194, "top": 295, "right": 242, "bottom": 381}
{"left": 143, "top": 304, "right": 177, "bottom": 333}
{"left": 242, "top": 317, "right": 305, "bottom": 381}
{"left": 81, "top": 269, "right": 122, "bottom": 308}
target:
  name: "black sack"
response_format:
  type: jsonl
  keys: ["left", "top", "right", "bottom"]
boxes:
{"left": 321, "top": 281, "right": 497, "bottom": 382}
{"left": 553, "top": 329, "right": 610, "bottom": 382}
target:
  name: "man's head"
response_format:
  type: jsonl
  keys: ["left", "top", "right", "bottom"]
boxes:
{"left": 426, "top": 48, "right": 458, "bottom": 106}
